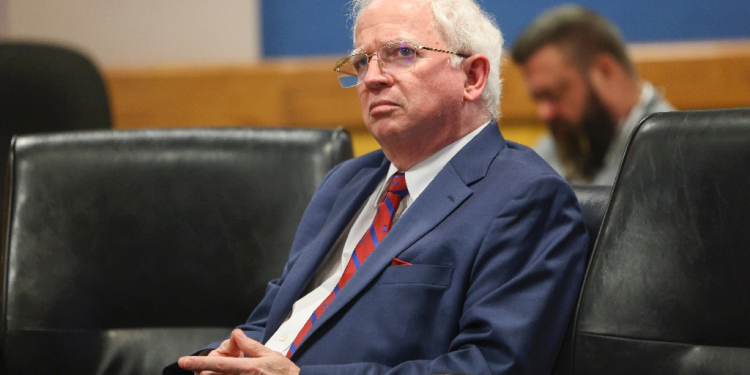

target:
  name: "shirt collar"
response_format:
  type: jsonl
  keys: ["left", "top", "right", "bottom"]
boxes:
{"left": 376, "top": 120, "right": 491, "bottom": 207}
{"left": 620, "top": 82, "right": 656, "bottom": 130}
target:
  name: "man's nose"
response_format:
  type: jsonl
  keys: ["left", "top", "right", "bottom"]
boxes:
{"left": 362, "top": 57, "right": 391, "bottom": 88}
{"left": 537, "top": 101, "right": 558, "bottom": 123}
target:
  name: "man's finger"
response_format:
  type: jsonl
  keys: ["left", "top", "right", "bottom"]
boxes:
{"left": 178, "top": 355, "right": 252, "bottom": 374}
{"left": 230, "top": 329, "right": 278, "bottom": 358}
{"left": 213, "top": 336, "right": 242, "bottom": 358}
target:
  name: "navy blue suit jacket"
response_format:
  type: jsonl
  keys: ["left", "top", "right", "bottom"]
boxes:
{"left": 166, "top": 122, "right": 588, "bottom": 375}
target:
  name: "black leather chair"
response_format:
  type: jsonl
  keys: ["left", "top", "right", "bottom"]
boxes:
{"left": 570, "top": 185, "right": 610, "bottom": 255}
{"left": 569, "top": 108, "right": 750, "bottom": 374}
{"left": 552, "top": 184, "right": 611, "bottom": 375}
{"left": 0, "top": 41, "right": 111, "bottom": 199}
{"left": 0, "top": 127, "right": 352, "bottom": 374}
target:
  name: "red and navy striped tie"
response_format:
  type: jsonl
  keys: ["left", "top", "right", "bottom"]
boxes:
{"left": 286, "top": 172, "right": 408, "bottom": 358}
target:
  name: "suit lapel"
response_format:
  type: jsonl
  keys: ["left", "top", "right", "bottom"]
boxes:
{"left": 263, "top": 158, "right": 390, "bottom": 341}
{"left": 318, "top": 161, "right": 473, "bottom": 309}
{"left": 293, "top": 122, "right": 506, "bottom": 353}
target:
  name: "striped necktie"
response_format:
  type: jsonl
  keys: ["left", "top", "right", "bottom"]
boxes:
{"left": 287, "top": 172, "right": 408, "bottom": 358}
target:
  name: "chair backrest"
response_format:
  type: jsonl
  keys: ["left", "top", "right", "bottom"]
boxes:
{"left": 0, "top": 127, "right": 353, "bottom": 374}
{"left": 551, "top": 184, "right": 611, "bottom": 375}
{"left": 572, "top": 108, "right": 750, "bottom": 374}
{"left": 0, "top": 42, "right": 111, "bottom": 199}
{"left": 570, "top": 185, "right": 610, "bottom": 254}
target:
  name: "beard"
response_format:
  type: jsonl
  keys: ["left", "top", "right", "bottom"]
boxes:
{"left": 550, "top": 90, "right": 617, "bottom": 183}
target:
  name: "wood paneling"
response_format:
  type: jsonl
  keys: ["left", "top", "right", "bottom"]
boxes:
{"left": 105, "top": 40, "right": 750, "bottom": 156}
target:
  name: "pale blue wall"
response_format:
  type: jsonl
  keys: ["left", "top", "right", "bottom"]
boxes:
{"left": 261, "top": 0, "right": 750, "bottom": 57}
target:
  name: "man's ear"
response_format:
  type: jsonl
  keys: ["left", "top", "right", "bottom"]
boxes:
{"left": 462, "top": 54, "right": 490, "bottom": 102}
{"left": 588, "top": 52, "right": 618, "bottom": 94}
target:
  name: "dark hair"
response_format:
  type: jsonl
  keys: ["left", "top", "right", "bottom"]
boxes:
{"left": 511, "top": 4, "right": 635, "bottom": 75}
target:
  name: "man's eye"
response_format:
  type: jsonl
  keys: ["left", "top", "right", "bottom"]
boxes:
{"left": 352, "top": 56, "right": 368, "bottom": 71}
{"left": 548, "top": 90, "right": 566, "bottom": 103}
{"left": 396, "top": 47, "right": 415, "bottom": 58}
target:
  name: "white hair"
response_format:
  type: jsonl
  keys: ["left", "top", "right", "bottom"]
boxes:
{"left": 350, "top": 0, "right": 504, "bottom": 118}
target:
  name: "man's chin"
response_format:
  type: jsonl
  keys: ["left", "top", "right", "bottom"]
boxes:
{"left": 549, "top": 127, "right": 578, "bottom": 145}
{"left": 366, "top": 119, "right": 411, "bottom": 143}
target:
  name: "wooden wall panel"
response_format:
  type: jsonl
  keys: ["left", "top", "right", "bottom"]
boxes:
{"left": 105, "top": 40, "right": 750, "bottom": 156}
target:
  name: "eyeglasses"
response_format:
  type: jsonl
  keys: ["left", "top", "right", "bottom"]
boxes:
{"left": 333, "top": 41, "right": 470, "bottom": 88}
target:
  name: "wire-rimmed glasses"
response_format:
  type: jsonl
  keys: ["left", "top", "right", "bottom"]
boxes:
{"left": 333, "top": 41, "right": 470, "bottom": 88}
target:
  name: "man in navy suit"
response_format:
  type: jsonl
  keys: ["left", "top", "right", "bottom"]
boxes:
{"left": 168, "top": 0, "right": 588, "bottom": 374}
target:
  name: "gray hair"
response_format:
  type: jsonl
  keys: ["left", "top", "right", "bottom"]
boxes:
{"left": 350, "top": 0, "right": 504, "bottom": 119}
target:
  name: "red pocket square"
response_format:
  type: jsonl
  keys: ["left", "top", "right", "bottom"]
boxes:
{"left": 391, "top": 258, "right": 412, "bottom": 266}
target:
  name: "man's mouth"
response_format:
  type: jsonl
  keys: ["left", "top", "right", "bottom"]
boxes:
{"left": 369, "top": 100, "right": 399, "bottom": 115}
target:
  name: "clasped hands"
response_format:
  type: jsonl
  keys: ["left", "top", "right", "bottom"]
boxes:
{"left": 178, "top": 329, "right": 300, "bottom": 375}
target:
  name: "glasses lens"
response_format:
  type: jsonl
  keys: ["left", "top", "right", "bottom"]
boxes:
{"left": 337, "top": 74, "right": 359, "bottom": 88}
{"left": 334, "top": 54, "right": 369, "bottom": 88}
{"left": 333, "top": 43, "right": 421, "bottom": 88}
{"left": 334, "top": 56, "right": 355, "bottom": 75}
{"left": 379, "top": 42, "right": 417, "bottom": 74}
{"left": 350, "top": 53, "right": 369, "bottom": 76}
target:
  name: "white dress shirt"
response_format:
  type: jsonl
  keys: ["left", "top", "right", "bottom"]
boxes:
{"left": 265, "top": 121, "right": 490, "bottom": 355}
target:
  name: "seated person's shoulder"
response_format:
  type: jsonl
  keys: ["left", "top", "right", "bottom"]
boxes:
{"left": 492, "top": 140, "right": 565, "bottom": 183}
